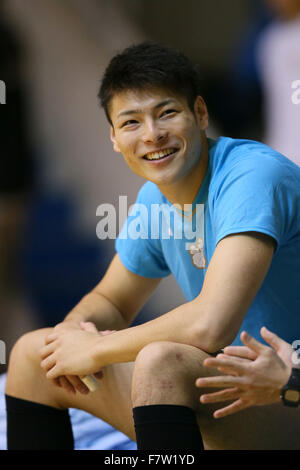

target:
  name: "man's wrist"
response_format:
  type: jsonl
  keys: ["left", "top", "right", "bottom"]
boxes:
{"left": 91, "top": 328, "right": 134, "bottom": 368}
{"left": 281, "top": 368, "right": 300, "bottom": 407}
{"left": 91, "top": 333, "right": 111, "bottom": 368}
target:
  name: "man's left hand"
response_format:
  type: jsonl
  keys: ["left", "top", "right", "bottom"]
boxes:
{"left": 40, "top": 326, "right": 104, "bottom": 380}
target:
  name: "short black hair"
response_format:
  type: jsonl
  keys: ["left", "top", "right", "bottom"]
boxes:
{"left": 98, "top": 42, "right": 202, "bottom": 125}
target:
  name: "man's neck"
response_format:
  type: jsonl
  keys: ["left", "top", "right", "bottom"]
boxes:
{"left": 158, "top": 133, "right": 209, "bottom": 208}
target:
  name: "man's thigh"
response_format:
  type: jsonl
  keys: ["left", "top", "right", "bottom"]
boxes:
{"left": 199, "top": 400, "right": 300, "bottom": 450}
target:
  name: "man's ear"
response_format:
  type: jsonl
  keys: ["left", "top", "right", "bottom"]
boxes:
{"left": 193, "top": 96, "right": 209, "bottom": 130}
{"left": 110, "top": 126, "right": 121, "bottom": 153}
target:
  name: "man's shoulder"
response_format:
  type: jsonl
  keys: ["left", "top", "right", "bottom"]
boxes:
{"left": 136, "top": 181, "right": 165, "bottom": 204}
{"left": 212, "top": 136, "right": 280, "bottom": 160}
{"left": 211, "top": 136, "right": 298, "bottom": 179}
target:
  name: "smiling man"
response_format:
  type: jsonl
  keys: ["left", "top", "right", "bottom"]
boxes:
{"left": 109, "top": 88, "right": 208, "bottom": 201}
{"left": 5, "top": 42, "right": 300, "bottom": 450}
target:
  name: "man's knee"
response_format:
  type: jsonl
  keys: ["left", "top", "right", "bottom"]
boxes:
{"left": 7, "top": 328, "right": 53, "bottom": 375}
{"left": 5, "top": 327, "right": 62, "bottom": 405}
{"left": 134, "top": 341, "right": 178, "bottom": 373}
{"left": 134, "top": 341, "right": 209, "bottom": 375}
{"left": 132, "top": 341, "right": 209, "bottom": 407}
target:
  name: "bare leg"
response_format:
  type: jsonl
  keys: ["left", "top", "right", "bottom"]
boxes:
{"left": 5, "top": 328, "right": 136, "bottom": 440}
{"left": 132, "top": 341, "right": 300, "bottom": 450}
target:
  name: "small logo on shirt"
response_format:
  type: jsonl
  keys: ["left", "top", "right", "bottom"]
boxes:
{"left": 187, "top": 237, "right": 206, "bottom": 269}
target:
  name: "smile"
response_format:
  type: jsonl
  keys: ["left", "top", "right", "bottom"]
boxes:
{"left": 143, "top": 148, "right": 178, "bottom": 161}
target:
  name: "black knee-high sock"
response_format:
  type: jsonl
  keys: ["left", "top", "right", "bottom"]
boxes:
{"left": 133, "top": 404, "right": 204, "bottom": 450}
{"left": 5, "top": 394, "right": 74, "bottom": 450}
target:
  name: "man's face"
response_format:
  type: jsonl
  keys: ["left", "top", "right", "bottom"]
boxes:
{"left": 109, "top": 87, "right": 208, "bottom": 188}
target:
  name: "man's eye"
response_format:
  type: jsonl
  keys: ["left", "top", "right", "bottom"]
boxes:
{"left": 161, "top": 109, "right": 177, "bottom": 117}
{"left": 122, "top": 120, "right": 138, "bottom": 127}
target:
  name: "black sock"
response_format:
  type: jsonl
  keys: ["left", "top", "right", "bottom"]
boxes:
{"left": 133, "top": 404, "right": 204, "bottom": 450}
{"left": 5, "top": 394, "right": 74, "bottom": 450}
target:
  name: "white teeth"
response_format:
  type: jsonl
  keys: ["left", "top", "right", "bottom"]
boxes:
{"left": 145, "top": 148, "right": 176, "bottom": 160}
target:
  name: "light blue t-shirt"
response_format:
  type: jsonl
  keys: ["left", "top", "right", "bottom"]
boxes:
{"left": 116, "top": 137, "right": 300, "bottom": 346}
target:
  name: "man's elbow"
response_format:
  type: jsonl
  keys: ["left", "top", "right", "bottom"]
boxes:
{"left": 190, "top": 326, "right": 237, "bottom": 355}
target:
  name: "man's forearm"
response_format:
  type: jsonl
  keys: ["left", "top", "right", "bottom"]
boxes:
{"left": 91, "top": 298, "right": 216, "bottom": 368}
{"left": 64, "top": 289, "right": 128, "bottom": 331}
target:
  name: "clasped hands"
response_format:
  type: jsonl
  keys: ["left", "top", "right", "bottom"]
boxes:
{"left": 39, "top": 320, "right": 115, "bottom": 395}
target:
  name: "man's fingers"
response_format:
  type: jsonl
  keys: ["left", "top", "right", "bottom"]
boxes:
{"left": 240, "top": 331, "right": 267, "bottom": 354}
{"left": 216, "top": 353, "right": 253, "bottom": 365}
{"left": 222, "top": 345, "right": 257, "bottom": 361}
{"left": 260, "top": 326, "right": 289, "bottom": 352}
{"left": 41, "top": 354, "right": 56, "bottom": 372}
{"left": 215, "top": 366, "right": 239, "bottom": 377}
{"left": 52, "top": 375, "right": 90, "bottom": 394}
{"left": 196, "top": 375, "right": 242, "bottom": 389}
{"left": 203, "top": 356, "right": 247, "bottom": 375}
{"left": 213, "top": 399, "right": 248, "bottom": 419}
{"left": 57, "top": 376, "right": 76, "bottom": 394}
{"left": 39, "top": 342, "right": 56, "bottom": 360}
{"left": 65, "top": 375, "right": 90, "bottom": 394}
{"left": 200, "top": 387, "right": 241, "bottom": 404}
{"left": 80, "top": 321, "right": 98, "bottom": 333}
{"left": 44, "top": 333, "right": 58, "bottom": 345}
{"left": 80, "top": 324, "right": 117, "bottom": 336}
{"left": 46, "top": 366, "right": 59, "bottom": 380}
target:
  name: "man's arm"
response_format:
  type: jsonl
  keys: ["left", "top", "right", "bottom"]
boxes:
{"left": 193, "top": 231, "right": 276, "bottom": 350}
{"left": 41, "top": 231, "right": 276, "bottom": 379}
{"left": 94, "top": 231, "right": 276, "bottom": 361}
{"left": 46, "top": 254, "right": 161, "bottom": 392}
{"left": 62, "top": 253, "right": 162, "bottom": 330}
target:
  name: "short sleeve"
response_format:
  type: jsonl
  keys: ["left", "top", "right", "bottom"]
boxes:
{"left": 211, "top": 155, "right": 290, "bottom": 250}
{"left": 115, "top": 183, "right": 171, "bottom": 278}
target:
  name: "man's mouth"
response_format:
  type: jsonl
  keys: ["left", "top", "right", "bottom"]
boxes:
{"left": 143, "top": 148, "right": 178, "bottom": 161}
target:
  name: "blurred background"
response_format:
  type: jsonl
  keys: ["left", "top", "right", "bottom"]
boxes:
{"left": 0, "top": 0, "right": 299, "bottom": 370}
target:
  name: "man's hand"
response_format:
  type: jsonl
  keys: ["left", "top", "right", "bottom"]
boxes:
{"left": 195, "top": 327, "right": 292, "bottom": 418}
{"left": 79, "top": 322, "right": 116, "bottom": 383}
{"left": 40, "top": 320, "right": 115, "bottom": 394}
{"left": 40, "top": 321, "right": 112, "bottom": 380}
{"left": 46, "top": 319, "right": 90, "bottom": 395}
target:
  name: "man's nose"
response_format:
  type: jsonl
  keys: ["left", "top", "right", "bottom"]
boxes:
{"left": 142, "top": 120, "right": 168, "bottom": 144}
